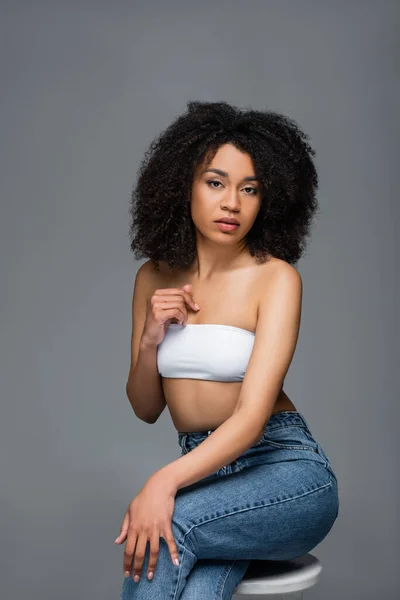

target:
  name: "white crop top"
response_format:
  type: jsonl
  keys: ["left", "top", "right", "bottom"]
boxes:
{"left": 156, "top": 323, "right": 255, "bottom": 382}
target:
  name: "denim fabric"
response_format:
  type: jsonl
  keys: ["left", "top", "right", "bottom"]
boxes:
{"left": 119, "top": 411, "right": 339, "bottom": 600}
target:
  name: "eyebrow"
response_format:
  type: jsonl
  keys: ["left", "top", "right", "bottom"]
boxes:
{"left": 200, "top": 168, "right": 260, "bottom": 182}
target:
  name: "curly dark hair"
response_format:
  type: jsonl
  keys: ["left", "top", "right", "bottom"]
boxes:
{"left": 128, "top": 101, "right": 319, "bottom": 271}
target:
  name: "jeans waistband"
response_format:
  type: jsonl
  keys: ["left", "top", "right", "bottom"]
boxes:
{"left": 178, "top": 411, "right": 313, "bottom": 442}
{"left": 177, "top": 411, "right": 338, "bottom": 484}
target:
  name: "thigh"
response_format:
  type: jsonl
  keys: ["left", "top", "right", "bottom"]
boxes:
{"left": 119, "top": 461, "right": 337, "bottom": 599}
{"left": 174, "top": 457, "right": 338, "bottom": 562}
{"left": 180, "top": 558, "right": 251, "bottom": 600}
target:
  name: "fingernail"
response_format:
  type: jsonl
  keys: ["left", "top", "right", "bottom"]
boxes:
{"left": 147, "top": 571, "right": 153, "bottom": 580}
{"left": 124, "top": 571, "right": 130, "bottom": 578}
{"left": 133, "top": 574, "right": 140, "bottom": 582}
{"left": 174, "top": 557, "right": 180, "bottom": 566}
{"left": 194, "top": 303, "right": 200, "bottom": 310}
{"left": 114, "top": 537, "right": 119, "bottom": 543}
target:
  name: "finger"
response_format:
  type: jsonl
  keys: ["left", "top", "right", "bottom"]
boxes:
{"left": 181, "top": 288, "right": 200, "bottom": 311}
{"left": 157, "top": 307, "right": 186, "bottom": 325}
{"left": 132, "top": 533, "right": 148, "bottom": 581}
{"left": 146, "top": 529, "right": 160, "bottom": 580}
{"left": 115, "top": 511, "right": 129, "bottom": 544}
{"left": 153, "top": 288, "right": 199, "bottom": 311}
{"left": 154, "top": 302, "right": 186, "bottom": 324}
{"left": 163, "top": 527, "right": 180, "bottom": 567}
{"left": 123, "top": 528, "right": 137, "bottom": 577}
{"left": 174, "top": 307, "right": 188, "bottom": 325}
{"left": 153, "top": 287, "right": 191, "bottom": 296}
{"left": 155, "top": 295, "right": 198, "bottom": 314}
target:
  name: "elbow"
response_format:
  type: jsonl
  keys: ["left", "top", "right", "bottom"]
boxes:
{"left": 131, "top": 404, "right": 160, "bottom": 424}
{"left": 137, "top": 411, "right": 159, "bottom": 424}
{"left": 125, "top": 385, "right": 161, "bottom": 424}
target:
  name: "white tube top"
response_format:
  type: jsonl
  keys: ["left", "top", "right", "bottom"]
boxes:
{"left": 156, "top": 323, "right": 255, "bottom": 382}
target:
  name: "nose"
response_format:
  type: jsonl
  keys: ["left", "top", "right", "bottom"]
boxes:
{"left": 221, "top": 187, "right": 241, "bottom": 211}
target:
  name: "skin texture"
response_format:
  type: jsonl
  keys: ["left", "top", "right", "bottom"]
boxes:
{"left": 188, "top": 142, "right": 262, "bottom": 277}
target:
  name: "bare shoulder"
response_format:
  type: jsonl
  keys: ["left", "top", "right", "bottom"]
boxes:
{"left": 137, "top": 259, "right": 159, "bottom": 278}
{"left": 255, "top": 258, "right": 302, "bottom": 304}
{"left": 135, "top": 259, "right": 165, "bottom": 295}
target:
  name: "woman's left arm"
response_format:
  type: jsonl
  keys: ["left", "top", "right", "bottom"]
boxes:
{"left": 158, "top": 263, "right": 303, "bottom": 493}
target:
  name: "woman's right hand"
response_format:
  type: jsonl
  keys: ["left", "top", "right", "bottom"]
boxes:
{"left": 141, "top": 283, "right": 200, "bottom": 346}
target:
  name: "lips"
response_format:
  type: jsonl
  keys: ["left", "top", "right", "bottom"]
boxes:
{"left": 215, "top": 221, "right": 240, "bottom": 231}
{"left": 215, "top": 219, "right": 240, "bottom": 225}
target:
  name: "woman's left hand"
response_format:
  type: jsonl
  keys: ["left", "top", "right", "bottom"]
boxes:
{"left": 114, "top": 472, "right": 180, "bottom": 582}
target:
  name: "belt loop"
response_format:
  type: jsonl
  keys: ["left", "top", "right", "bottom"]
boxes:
{"left": 181, "top": 433, "right": 188, "bottom": 453}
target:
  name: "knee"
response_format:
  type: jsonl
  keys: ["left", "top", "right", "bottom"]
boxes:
{"left": 171, "top": 515, "right": 198, "bottom": 559}
{"left": 171, "top": 494, "right": 200, "bottom": 557}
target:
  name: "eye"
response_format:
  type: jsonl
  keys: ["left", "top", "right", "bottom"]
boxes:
{"left": 243, "top": 187, "right": 258, "bottom": 195}
{"left": 206, "top": 180, "right": 258, "bottom": 195}
{"left": 207, "top": 180, "right": 223, "bottom": 189}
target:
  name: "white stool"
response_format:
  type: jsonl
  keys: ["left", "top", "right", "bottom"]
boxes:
{"left": 233, "top": 553, "right": 322, "bottom": 598}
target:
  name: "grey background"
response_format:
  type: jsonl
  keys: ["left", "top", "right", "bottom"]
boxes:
{"left": 1, "top": 1, "right": 398, "bottom": 598}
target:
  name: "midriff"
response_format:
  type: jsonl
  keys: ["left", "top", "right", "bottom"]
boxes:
{"left": 161, "top": 377, "right": 297, "bottom": 432}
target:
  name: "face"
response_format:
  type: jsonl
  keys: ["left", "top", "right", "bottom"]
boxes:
{"left": 190, "top": 143, "right": 262, "bottom": 245}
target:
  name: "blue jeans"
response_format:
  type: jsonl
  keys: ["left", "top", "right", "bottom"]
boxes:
{"left": 119, "top": 411, "right": 339, "bottom": 600}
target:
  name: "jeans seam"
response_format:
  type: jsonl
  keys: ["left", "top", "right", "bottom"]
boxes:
{"left": 260, "top": 440, "right": 316, "bottom": 451}
{"left": 182, "top": 479, "right": 333, "bottom": 553}
{"left": 171, "top": 543, "right": 196, "bottom": 600}
{"left": 217, "top": 559, "right": 237, "bottom": 600}
{"left": 264, "top": 423, "right": 308, "bottom": 432}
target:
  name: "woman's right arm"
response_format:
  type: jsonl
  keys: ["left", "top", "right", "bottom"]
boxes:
{"left": 125, "top": 261, "right": 166, "bottom": 424}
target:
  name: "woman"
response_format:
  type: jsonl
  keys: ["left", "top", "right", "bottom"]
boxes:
{"left": 116, "top": 101, "right": 339, "bottom": 600}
